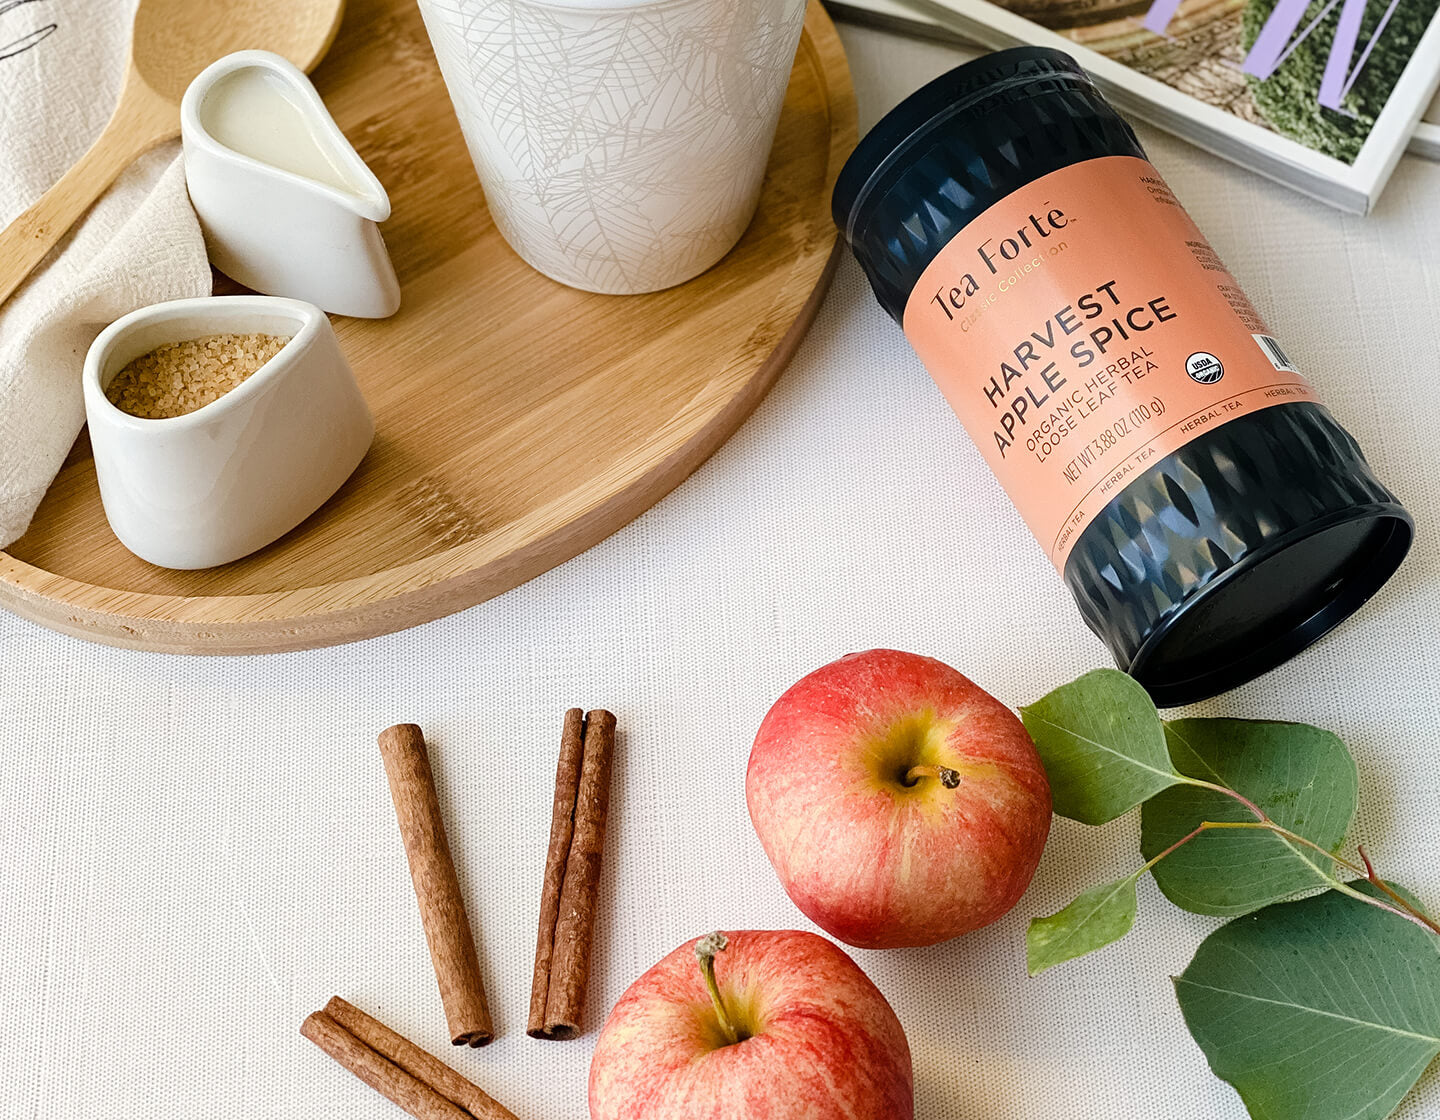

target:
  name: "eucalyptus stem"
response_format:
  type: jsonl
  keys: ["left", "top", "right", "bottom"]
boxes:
{"left": 1357, "top": 845, "right": 1440, "bottom": 935}
{"left": 1204, "top": 820, "right": 1440, "bottom": 935}
{"left": 1323, "top": 878, "right": 1440, "bottom": 936}
{"left": 1198, "top": 820, "right": 1351, "bottom": 870}
{"left": 695, "top": 932, "right": 741, "bottom": 1045}
{"left": 1177, "top": 775, "right": 1266, "bottom": 821}
{"left": 1144, "top": 816, "right": 1440, "bottom": 937}
{"left": 1167, "top": 771, "right": 1440, "bottom": 935}
{"left": 1141, "top": 822, "right": 1208, "bottom": 872}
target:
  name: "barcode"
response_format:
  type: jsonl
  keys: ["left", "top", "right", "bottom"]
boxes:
{"left": 1253, "top": 333, "right": 1298, "bottom": 373}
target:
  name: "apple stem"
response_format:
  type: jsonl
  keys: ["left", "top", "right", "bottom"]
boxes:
{"left": 695, "top": 932, "right": 741, "bottom": 1046}
{"left": 905, "top": 764, "right": 961, "bottom": 789}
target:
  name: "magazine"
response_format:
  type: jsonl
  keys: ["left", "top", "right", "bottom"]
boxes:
{"left": 826, "top": 0, "right": 1440, "bottom": 212}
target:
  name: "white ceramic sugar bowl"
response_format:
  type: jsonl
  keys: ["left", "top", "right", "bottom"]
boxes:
{"left": 82, "top": 296, "right": 374, "bottom": 570}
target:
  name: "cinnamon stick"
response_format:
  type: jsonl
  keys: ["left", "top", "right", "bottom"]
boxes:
{"left": 527, "top": 708, "right": 586, "bottom": 1036}
{"left": 300, "top": 1010, "right": 471, "bottom": 1120}
{"left": 528, "top": 708, "right": 616, "bottom": 1040}
{"left": 323, "top": 997, "right": 518, "bottom": 1120}
{"left": 378, "top": 723, "right": 493, "bottom": 1047}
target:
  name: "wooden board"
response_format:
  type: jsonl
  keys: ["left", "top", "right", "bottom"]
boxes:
{"left": 0, "top": 0, "right": 857, "bottom": 654}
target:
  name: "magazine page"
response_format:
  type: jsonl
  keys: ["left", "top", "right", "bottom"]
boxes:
{"left": 828, "top": 0, "right": 1440, "bottom": 209}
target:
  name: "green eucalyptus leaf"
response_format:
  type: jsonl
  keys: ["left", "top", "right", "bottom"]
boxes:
{"left": 1027, "top": 873, "right": 1140, "bottom": 976}
{"left": 1141, "top": 719, "right": 1358, "bottom": 916}
{"left": 1175, "top": 884, "right": 1440, "bottom": 1120}
{"left": 1020, "top": 669, "right": 1178, "bottom": 825}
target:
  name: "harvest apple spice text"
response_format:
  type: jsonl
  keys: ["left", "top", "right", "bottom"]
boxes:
{"left": 920, "top": 209, "right": 1175, "bottom": 472}
{"left": 933, "top": 281, "right": 1171, "bottom": 473}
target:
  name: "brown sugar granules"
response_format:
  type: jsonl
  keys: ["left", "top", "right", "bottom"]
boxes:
{"left": 105, "top": 333, "right": 289, "bottom": 419}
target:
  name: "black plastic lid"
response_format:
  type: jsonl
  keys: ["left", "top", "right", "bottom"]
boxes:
{"left": 832, "top": 46, "right": 1142, "bottom": 323}
{"left": 833, "top": 46, "right": 1087, "bottom": 237}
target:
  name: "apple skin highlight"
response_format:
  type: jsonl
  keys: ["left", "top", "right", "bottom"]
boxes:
{"left": 588, "top": 929, "right": 913, "bottom": 1120}
{"left": 746, "top": 649, "right": 1053, "bottom": 949}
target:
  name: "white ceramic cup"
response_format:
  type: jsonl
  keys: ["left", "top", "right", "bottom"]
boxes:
{"left": 83, "top": 296, "right": 374, "bottom": 570}
{"left": 415, "top": 0, "right": 809, "bottom": 294}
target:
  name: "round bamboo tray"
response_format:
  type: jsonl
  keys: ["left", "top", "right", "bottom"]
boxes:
{"left": 0, "top": 0, "right": 857, "bottom": 654}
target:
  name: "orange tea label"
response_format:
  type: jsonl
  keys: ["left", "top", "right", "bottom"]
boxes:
{"left": 902, "top": 155, "right": 1317, "bottom": 569}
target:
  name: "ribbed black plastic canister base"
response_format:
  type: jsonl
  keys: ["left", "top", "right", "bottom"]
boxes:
{"left": 1073, "top": 402, "right": 1410, "bottom": 706}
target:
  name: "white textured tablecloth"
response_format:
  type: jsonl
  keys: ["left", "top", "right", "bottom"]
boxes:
{"left": 3, "top": 23, "right": 1439, "bottom": 1120}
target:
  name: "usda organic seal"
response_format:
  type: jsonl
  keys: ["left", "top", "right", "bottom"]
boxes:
{"left": 1186, "top": 351, "right": 1224, "bottom": 384}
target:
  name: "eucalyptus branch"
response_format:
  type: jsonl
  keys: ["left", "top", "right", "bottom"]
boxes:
{"left": 1138, "top": 820, "right": 1324, "bottom": 877}
{"left": 1168, "top": 773, "right": 1440, "bottom": 936}
{"left": 1021, "top": 669, "right": 1440, "bottom": 1120}
{"left": 1130, "top": 814, "right": 1440, "bottom": 937}
{"left": 1195, "top": 821, "right": 1440, "bottom": 937}
{"left": 1176, "top": 775, "right": 1266, "bottom": 821}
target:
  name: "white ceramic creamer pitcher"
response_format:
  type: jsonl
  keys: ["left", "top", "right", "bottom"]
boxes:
{"left": 182, "top": 51, "right": 401, "bottom": 318}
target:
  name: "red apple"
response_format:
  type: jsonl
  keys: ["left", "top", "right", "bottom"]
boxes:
{"left": 588, "top": 930, "right": 912, "bottom": 1120}
{"left": 746, "top": 649, "right": 1051, "bottom": 949}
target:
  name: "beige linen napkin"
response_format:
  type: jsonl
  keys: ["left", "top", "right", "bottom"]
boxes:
{"left": 0, "top": 0, "right": 211, "bottom": 548}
